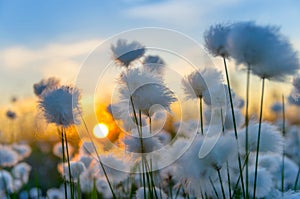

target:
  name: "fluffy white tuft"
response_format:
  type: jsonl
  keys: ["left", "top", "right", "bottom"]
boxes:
{"left": 238, "top": 122, "right": 284, "bottom": 154}
{"left": 182, "top": 68, "right": 223, "bottom": 100}
{"left": 33, "top": 77, "right": 60, "bottom": 97}
{"left": 111, "top": 39, "right": 145, "bottom": 67}
{"left": 204, "top": 23, "right": 231, "bottom": 57}
{"left": 39, "top": 85, "right": 82, "bottom": 127}
{"left": 227, "top": 21, "right": 299, "bottom": 81}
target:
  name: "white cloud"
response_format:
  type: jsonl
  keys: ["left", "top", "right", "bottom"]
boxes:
{"left": 125, "top": 0, "right": 240, "bottom": 27}
{"left": 0, "top": 39, "right": 102, "bottom": 70}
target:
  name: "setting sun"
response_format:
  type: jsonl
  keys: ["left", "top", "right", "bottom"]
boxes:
{"left": 93, "top": 123, "right": 109, "bottom": 138}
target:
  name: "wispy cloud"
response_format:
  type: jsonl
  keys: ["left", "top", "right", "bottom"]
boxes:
{"left": 0, "top": 39, "right": 102, "bottom": 70}
{"left": 124, "top": 0, "right": 240, "bottom": 27}
{"left": 0, "top": 39, "right": 102, "bottom": 104}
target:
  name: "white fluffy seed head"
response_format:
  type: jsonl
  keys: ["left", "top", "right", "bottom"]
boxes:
{"left": 227, "top": 21, "right": 299, "bottom": 81}
{"left": 39, "top": 85, "right": 82, "bottom": 127}
{"left": 0, "top": 145, "right": 19, "bottom": 167}
{"left": 135, "top": 187, "right": 167, "bottom": 199}
{"left": 33, "top": 77, "right": 60, "bottom": 97}
{"left": 12, "top": 143, "right": 32, "bottom": 161}
{"left": 143, "top": 55, "right": 166, "bottom": 75}
{"left": 12, "top": 162, "right": 32, "bottom": 183}
{"left": 238, "top": 122, "right": 284, "bottom": 154}
{"left": 182, "top": 68, "right": 223, "bottom": 100}
{"left": 119, "top": 68, "right": 176, "bottom": 116}
{"left": 111, "top": 39, "right": 145, "bottom": 67}
{"left": 0, "top": 170, "right": 14, "bottom": 193}
{"left": 204, "top": 23, "right": 231, "bottom": 58}
{"left": 247, "top": 166, "right": 273, "bottom": 198}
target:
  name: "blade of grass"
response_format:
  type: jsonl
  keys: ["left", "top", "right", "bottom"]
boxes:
{"left": 253, "top": 78, "right": 265, "bottom": 199}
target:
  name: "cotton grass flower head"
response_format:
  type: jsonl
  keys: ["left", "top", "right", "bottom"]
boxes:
{"left": 53, "top": 142, "right": 74, "bottom": 158}
{"left": 259, "top": 154, "right": 299, "bottom": 190}
{"left": 182, "top": 67, "right": 223, "bottom": 100}
{"left": 111, "top": 39, "right": 145, "bottom": 67}
{"left": 12, "top": 162, "right": 31, "bottom": 183}
{"left": 271, "top": 101, "right": 283, "bottom": 113}
{"left": 247, "top": 166, "right": 273, "bottom": 198}
{"left": 227, "top": 21, "right": 299, "bottom": 81}
{"left": 285, "top": 126, "right": 300, "bottom": 163}
{"left": 0, "top": 170, "right": 14, "bottom": 193}
{"left": 33, "top": 77, "right": 60, "bottom": 97}
{"left": 119, "top": 68, "right": 176, "bottom": 116}
{"left": 204, "top": 23, "right": 231, "bottom": 58}
{"left": 95, "top": 154, "right": 130, "bottom": 184}
{"left": 238, "top": 122, "right": 284, "bottom": 154}
{"left": 204, "top": 105, "right": 244, "bottom": 130}
{"left": 47, "top": 188, "right": 64, "bottom": 199}
{"left": 0, "top": 145, "right": 19, "bottom": 167}
{"left": 39, "top": 85, "right": 82, "bottom": 127}
{"left": 6, "top": 110, "right": 17, "bottom": 120}
{"left": 199, "top": 134, "right": 237, "bottom": 170}
{"left": 135, "top": 187, "right": 167, "bottom": 199}
{"left": 123, "top": 129, "right": 163, "bottom": 153}
{"left": 12, "top": 143, "right": 31, "bottom": 160}
{"left": 80, "top": 169, "right": 95, "bottom": 193}
{"left": 143, "top": 55, "right": 165, "bottom": 75}
{"left": 62, "top": 161, "right": 86, "bottom": 181}
{"left": 288, "top": 76, "right": 300, "bottom": 106}
{"left": 96, "top": 178, "right": 113, "bottom": 198}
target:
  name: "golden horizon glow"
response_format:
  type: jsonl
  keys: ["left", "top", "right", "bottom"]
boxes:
{"left": 93, "top": 123, "right": 109, "bottom": 138}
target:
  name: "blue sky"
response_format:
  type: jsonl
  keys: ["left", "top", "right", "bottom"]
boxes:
{"left": 0, "top": 0, "right": 300, "bottom": 104}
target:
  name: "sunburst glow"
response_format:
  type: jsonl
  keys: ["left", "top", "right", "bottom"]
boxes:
{"left": 93, "top": 123, "right": 109, "bottom": 138}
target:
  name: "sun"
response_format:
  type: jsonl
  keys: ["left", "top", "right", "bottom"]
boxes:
{"left": 93, "top": 123, "right": 109, "bottom": 138}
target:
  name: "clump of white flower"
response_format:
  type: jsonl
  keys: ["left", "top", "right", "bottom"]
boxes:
{"left": 204, "top": 23, "right": 231, "bottom": 58}
{"left": 33, "top": 77, "right": 60, "bottom": 97}
{"left": 182, "top": 67, "right": 223, "bottom": 100}
{"left": 12, "top": 162, "right": 31, "bottom": 184}
{"left": 0, "top": 145, "right": 19, "bottom": 167}
{"left": 227, "top": 21, "right": 299, "bottom": 81}
{"left": 238, "top": 122, "right": 284, "bottom": 154}
{"left": 143, "top": 55, "right": 165, "bottom": 75}
{"left": 52, "top": 142, "right": 74, "bottom": 158}
{"left": 39, "top": 85, "right": 82, "bottom": 127}
{"left": 111, "top": 39, "right": 145, "bottom": 67}
{"left": 135, "top": 187, "right": 167, "bottom": 199}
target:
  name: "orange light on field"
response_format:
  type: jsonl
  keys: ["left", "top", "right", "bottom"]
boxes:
{"left": 93, "top": 123, "right": 109, "bottom": 138}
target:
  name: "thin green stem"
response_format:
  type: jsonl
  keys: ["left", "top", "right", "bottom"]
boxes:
{"left": 223, "top": 57, "right": 238, "bottom": 138}
{"left": 220, "top": 108, "right": 224, "bottom": 133}
{"left": 223, "top": 57, "right": 246, "bottom": 199}
{"left": 253, "top": 78, "right": 265, "bottom": 199}
{"left": 282, "top": 95, "right": 286, "bottom": 137}
{"left": 217, "top": 168, "right": 226, "bottom": 199}
{"left": 64, "top": 129, "right": 74, "bottom": 199}
{"left": 80, "top": 116, "right": 116, "bottom": 199}
{"left": 199, "top": 97, "right": 204, "bottom": 135}
{"left": 60, "top": 128, "right": 68, "bottom": 199}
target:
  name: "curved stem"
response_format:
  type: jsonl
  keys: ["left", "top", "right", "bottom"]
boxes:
{"left": 223, "top": 57, "right": 245, "bottom": 198}
{"left": 253, "top": 78, "right": 265, "bottom": 199}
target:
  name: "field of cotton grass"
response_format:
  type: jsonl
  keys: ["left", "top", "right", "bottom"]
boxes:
{"left": 2, "top": 21, "right": 300, "bottom": 199}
